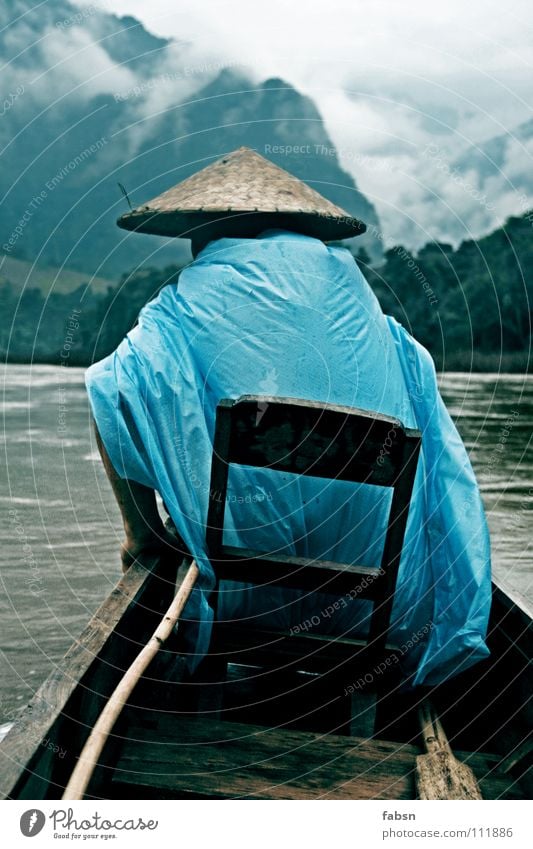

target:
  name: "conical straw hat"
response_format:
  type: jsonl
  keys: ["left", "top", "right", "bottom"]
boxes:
{"left": 117, "top": 146, "right": 366, "bottom": 242}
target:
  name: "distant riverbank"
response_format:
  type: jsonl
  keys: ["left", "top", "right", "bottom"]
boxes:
{"left": 2, "top": 212, "right": 532, "bottom": 374}
{"left": 434, "top": 350, "right": 531, "bottom": 373}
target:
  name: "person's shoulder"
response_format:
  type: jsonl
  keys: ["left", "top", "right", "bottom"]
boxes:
{"left": 386, "top": 315, "right": 438, "bottom": 378}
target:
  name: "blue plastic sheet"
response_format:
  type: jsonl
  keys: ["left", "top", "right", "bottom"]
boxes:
{"left": 85, "top": 229, "right": 491, "bottom": 686}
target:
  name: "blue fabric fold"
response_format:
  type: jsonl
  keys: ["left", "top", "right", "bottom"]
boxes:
{"left": 85, "top": 229, "right": 491, "bottom": 686}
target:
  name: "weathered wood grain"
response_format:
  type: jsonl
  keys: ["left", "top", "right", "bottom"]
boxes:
{"left": 113, "top": 714, "right": 418, "bottom": 800}
{"left": 218, "top": 395, "right": 419, "bottom": 486}
{"left": 209, "top": 622, "right": 400, "bottom": 675}
{"left": 0, "top": 554, "right": 177, "bottom": 799}
{"left": 416, "top": 701, "right": 482, "bottom": 800}
{"left": 63, "top": 561, "right": 199, "bottom": 800}
{"left": 206, "top": 395, "right": 421, "bottom": 739}
{"left": 212, "top": 546, "right": 382, "bottom": 600}
{"left": 112, "top": 712, "right": 524, "bottom": 800}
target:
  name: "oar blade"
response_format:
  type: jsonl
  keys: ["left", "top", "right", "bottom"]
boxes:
{"left": 416, "top": 750, "right": 483, "bottom": 800}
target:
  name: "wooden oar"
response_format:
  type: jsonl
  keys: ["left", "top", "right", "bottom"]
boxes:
{"left": 416, "top": 700, "right": 482, "bottom": 800}
{"left": 62, "top": 559, "right": 199, "bottom": 800}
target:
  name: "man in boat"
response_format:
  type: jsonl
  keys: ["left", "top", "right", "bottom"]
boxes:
{"left": 86, "top": 147, "right": 491, "bottom": 687}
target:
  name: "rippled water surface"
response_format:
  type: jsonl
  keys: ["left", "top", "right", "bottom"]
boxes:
{"left": 1, "top": 365, "right": 532, "bottom": 722}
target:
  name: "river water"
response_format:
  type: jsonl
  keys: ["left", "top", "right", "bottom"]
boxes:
{"left": 0, "top": 365, "right": 532, "bottom": 723}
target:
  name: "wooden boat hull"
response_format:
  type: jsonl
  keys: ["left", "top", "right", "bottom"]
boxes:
{"left": 0, "top": 554, "right": 531, "bottom": 801}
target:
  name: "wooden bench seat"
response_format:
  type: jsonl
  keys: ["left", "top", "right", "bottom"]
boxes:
{"left": 110, "top": 712, "right": 523, "bottom": 800}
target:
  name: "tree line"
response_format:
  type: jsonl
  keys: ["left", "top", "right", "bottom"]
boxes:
{"left": 1, "top": 212, "right": 531, "bottom": 372}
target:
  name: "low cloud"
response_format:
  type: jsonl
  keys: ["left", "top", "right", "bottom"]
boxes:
{"left": 35, "top": 25, "right": 138, "bottom": 100}
{"left": 2, "top": 0, "right": 525, "bottom": 251}
{"left": 89, "top": 0, "right": 532, "bottom": 247}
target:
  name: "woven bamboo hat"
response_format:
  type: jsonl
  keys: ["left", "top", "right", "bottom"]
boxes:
{"left": 116, "top": 146, "right": 366, "bottom": 243}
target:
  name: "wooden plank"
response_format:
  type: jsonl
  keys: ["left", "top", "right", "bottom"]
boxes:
{"left": 213, "top": 546, "right": 381, "bottom": 598}
{"left": 209, "top": 623, "right": 400, "bottom": 675}
{"left": 491, "top": 577, "right": 533, "bottom": 658}
{"left": 218, "top": 661, "right": 352, "bottom": 735}
{"left": 223, "top": 395, "right": 420, "bottom": 487}
{"left": 416, "top": 752, "right": 482, "bottom": 800}
{"left": 63, "top": 561, "right": 199, "bottom": 800}
{"left": 206, "top": 401, "right": 232, "bottom": 558}
{"left": 367, "top": 435, "right": 421, "bottom": 657}
{"left": 112, "top": 712, "right": 525, "bottom": 801}
{"left": 113, "top": 715, "right": 418, "bottom": 800}
{"left": 0, "top": 554, "right": 177, "bottom": 800}
{"left": 458, "top": 751, "right": 527, "bottom": 800}
{"left": 234, "top": 395, "right": 408, "bottom": 425}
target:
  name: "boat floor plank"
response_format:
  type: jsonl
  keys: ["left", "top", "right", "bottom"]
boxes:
{"left": 109, "top": 713, "right": 525, "bottom": 801}
{"left": 112, "top": 716, "right": 416, "bottom": 799}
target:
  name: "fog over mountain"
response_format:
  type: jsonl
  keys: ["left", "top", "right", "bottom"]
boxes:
{"left": 2, "top": 0, "right": 531, "bottom": 282}
{"left": 1, "top": 0, "right": 381, "bottom": 278}
{"left": 1, "top": 1, "right": 530, "bottom": 370}
{"left": 98, "top": 0, "right": 533, "bottom": 253}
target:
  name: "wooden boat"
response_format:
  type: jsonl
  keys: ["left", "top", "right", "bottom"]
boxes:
{"left": 1, "top": 397, "right": 531, "bottom": 800}
{"left": 0, "top": 559, "right": 530, "bottom": 800}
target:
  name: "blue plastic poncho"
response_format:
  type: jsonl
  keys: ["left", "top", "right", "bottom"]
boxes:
{"left": 85, "top": 230, "right": 491, "bottom": 687}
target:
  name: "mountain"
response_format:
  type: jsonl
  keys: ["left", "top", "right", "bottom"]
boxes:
{"left": 0, "top": 0, "right": 382, "bottom": 280}
{"left": 454, "top": 119, "right": 533, "bottom": 183}
{"left": 0, "top": 254, "right": 113, "bottom": 296}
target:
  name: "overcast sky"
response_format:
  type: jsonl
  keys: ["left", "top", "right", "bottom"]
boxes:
{"left": 86, "top": 0, "right": 533, "bottom": 246}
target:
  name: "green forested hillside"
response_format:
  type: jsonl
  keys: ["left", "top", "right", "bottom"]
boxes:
{"left": 362, "top": 212, "right": 532, "bottom": 370}
{"left": 1, "top": 213, "right": 531, "bottom": 371}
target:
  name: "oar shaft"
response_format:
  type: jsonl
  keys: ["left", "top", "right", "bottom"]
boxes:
{"left": 418, "top": 700, "right": 451, "bottom": 754}
{"left": 62, "top": 560, "right": 199, "bottom": 800}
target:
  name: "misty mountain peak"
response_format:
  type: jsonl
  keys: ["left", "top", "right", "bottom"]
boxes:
{"left": 1, "top": 0, "right": 381, "bottom": 275}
